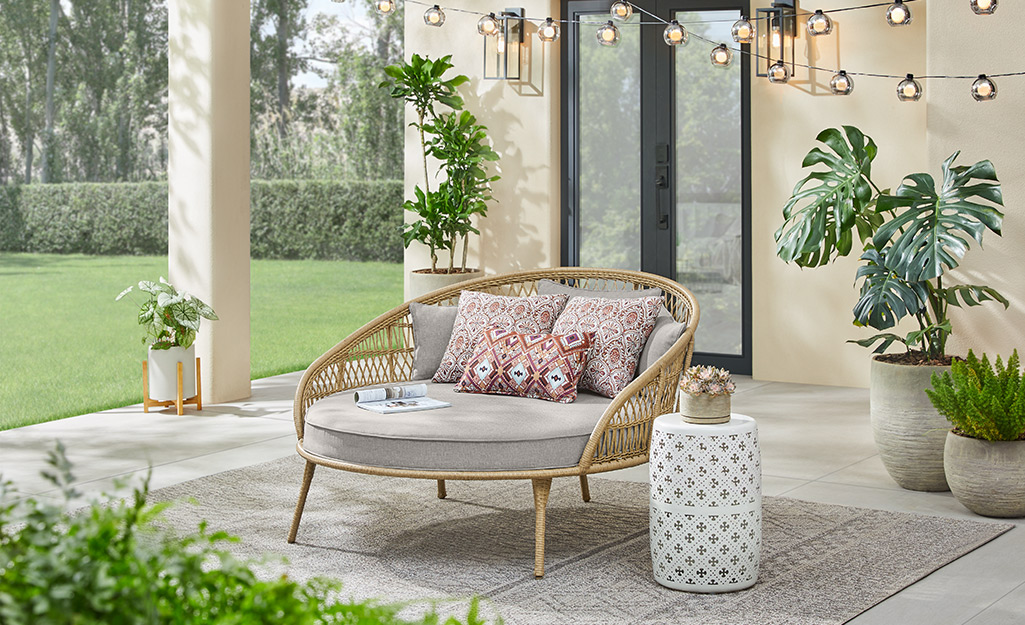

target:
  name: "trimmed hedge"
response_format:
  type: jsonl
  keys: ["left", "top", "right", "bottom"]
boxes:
{"left": 0, "top": 180, "right": 403, "bottom": 262}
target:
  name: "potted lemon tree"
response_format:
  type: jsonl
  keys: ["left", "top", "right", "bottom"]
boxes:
{"left": 775, "top": 126, "right": 1007, "bottom": 491}
{"left": 117, "top": 278, "right": 218, "bottom": 403}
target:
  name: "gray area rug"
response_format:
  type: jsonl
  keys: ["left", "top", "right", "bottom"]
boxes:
{"left": 151, "top": 455, "right": 1011, "bottom": 625}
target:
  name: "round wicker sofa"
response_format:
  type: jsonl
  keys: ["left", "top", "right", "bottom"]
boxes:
{"left": 288, "top": 267, "right": 700, "bottom": 577}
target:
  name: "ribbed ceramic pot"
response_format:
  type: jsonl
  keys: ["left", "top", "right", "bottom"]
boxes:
{"left": 407, "top": 269, "right": 483, "bottom": 301}
{"left": 944, "top": 431, "right": 1025, "bottom": 518}
{"left": 148, "top": 345, "right": 196, "bottom": 401}
{"left": 870, "top": 357, "right": 950, "bottom": 492}
{"left": 680, "top": 393, "right": 731, "bottom": 425}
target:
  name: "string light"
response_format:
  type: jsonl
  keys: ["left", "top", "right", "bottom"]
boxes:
{"left": 538, "top": 17, "right": 560, "bottom": 43}
{"left": 610, "top": 1, "right": 634, "bottom": 21}
{"left": 886, "top": 1, "right": 911, "bottom": 26}
{"left": 374, "top": 0, "right": 396, "bottom": 15}
{"left": 970, "top": 0, "right": 997, "bottom": 15}
{"left": 972, "top": 74, "right": 997, "bottom": 100}
{"left": 732, "top": 17, "right": 755, "bottom": 44}
{"left": 897, "top": 74, "right": 922, "bottom": 101}
{"left": 597, "top": 21, "right": 621, "bottom": 47}
{"left": 768, "top": 60, "right": 790, "bottom": 83}
{"left": 477, "top": 12, "right": 499, "bottom": 36}
{"left": 710, "top": 44, "right": 733, "bottom": 68}
{"left": 807, "top": 10, "right": 833, "bottom": 36}
{"left": 423, "top": 4, "right": 445, "bottom": 27}
{"left": 663, "top": 20, "right": 688, "bottom": 46}
{"left": 830, "top": 70, "right": 854, "bottom": 95}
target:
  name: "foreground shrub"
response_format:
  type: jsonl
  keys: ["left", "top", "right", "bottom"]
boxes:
{"left": 0, "top": 443, "right": 490, "bottom": 625}
{"left": 927, "top": 350, "right": 1025, "bottom": 441}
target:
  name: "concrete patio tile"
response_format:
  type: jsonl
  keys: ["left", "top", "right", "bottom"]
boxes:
{"left": 818, "top": 453, "right": 907, "bottom": 491}
{"left": 964, "top": 581, "right": 1025, "bottom": 625}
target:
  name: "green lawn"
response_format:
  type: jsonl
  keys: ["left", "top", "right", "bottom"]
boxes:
{"left": 0, "top": 253, "right": 403, "bottom": 431}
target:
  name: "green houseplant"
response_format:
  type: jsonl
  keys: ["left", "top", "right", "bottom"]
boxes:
{"left": 117, "top": 278, "right": 218, "bottom": 402}
{"left": 775, "top": 126, "right": 1007, "bottom": 491}
{"left": 926, "top": 350, "right": 1025, "bottom": 517}
{"left": 381, "top": 54, "right": 500, "bottom": 296}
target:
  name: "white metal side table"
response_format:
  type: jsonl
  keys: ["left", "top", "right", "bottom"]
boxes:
{"left": 649, "top": 413, "right": 762, "bottom": 593}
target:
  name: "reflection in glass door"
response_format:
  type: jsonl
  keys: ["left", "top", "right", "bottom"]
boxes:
{"left": 562, "top": 1, "right": 751, "bottom": 372}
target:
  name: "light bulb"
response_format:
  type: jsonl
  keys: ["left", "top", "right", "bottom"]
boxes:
{"left": 597, "top": 21, "right": 620, "bottom": 46}
{"left": 610, "top": 1, "right": 633, "bottom": 21}
{"left": 375, "top": 0, "right": 395, "bottom": 15}
{"left": 663, "top": 20, "right": 688, "bottom": 46}
{"left": 886, "top": 1, "right": 911, "bottom": 26}
{"left": 972, "top": 74, "right": 997, "bottom": 101}
{"left": 807, "top": 10, "right": 833, "bottom": 36}
{"left": 732, "top": 17, "right": 755, "bottom": 44}
{"left": 710, "top": 44, "right": 732, "bottom": 68}
{"left": 478, "top": 13, "right": 500, "bottom": 36}
{"left": 897, "top": 74, "right": 922, "bottom": 101}
{"left": 971, "top": 0, "right": 997, "bottom": 14}
{"left": 538, "top": 17, "right": 560, "bottom": 43}
{"left": 830, "top": 70, "right": 854, "bottom": 95}
{"left": 768, "top": 60, "right": 790, "bottom": 83}
{"left": 423, "top": 5, "right": 445, "bottom": 27}
{"left": 771, "top": 25, "right": 782, "bottom": 49}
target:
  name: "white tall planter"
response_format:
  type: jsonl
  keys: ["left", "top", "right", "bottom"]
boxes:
{"left": 407, "top": 269, "right": 483, "bottom": 301}
{"left": 148, "top": 345, "right": 196, "bottom": 401}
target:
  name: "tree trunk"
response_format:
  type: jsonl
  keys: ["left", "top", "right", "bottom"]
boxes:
{"left": 461, "top": 233, "right": 469, "bottom": 271}
{"left": 23, "top": 78, "right": 34, "bottom": 185}
{"left": 42, "top": 0, "right": 60, "bottom": 183}
{"left": 275, "top": 1, "right": 290, "bottom": 139}
{"left": 418, "top": 113, "right": 430, "bottom": 193}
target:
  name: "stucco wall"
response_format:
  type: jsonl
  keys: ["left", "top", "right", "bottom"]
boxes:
{"left": 402, "top": 1, "right": 561, "bottom": 298}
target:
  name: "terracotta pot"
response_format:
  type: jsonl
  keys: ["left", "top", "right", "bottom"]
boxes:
{"left": 870, "top": 357, "right": 950, "bottom": 491}
{"left": 407, "top": 269, "right": 483, "bottom": 301}
{"left": 944, "top": 431, "right": 1025, "bottom": 518}
{"left": 680, "top": 393, "right": 731, "bottom": 425}
{"left": 148, "top": 345, "right": 196, "bottom": 401}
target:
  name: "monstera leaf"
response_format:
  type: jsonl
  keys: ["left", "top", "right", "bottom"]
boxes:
{"left": 874, "top": 152, "right": 1003, "bottom": 283}
{"left": 852, "top": 248, "right": 928, "bottom": 330}
{"left": 775, "top": 126, "right": 880, "bottom": 267}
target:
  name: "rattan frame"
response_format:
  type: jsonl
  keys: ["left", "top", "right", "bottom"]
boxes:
{"left": 288, "top": 267, "right": 699, "bottom": 577}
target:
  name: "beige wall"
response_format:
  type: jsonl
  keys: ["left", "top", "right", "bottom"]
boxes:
{"left": 402, "top": 1, "right": 561, "bottom": 298}
{"left": 927, "top": 4, "right": 1025, "bottom": 361}
{"left": 168, "top": 0, "right": 251, "bottom": 402}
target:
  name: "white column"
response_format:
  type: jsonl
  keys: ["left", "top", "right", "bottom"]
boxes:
{"left": 168, "top": 0, "right": 251, "bottom": 403}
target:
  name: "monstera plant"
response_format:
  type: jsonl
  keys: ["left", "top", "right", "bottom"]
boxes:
{"left": 775, "top": 126, "right": 1007, "bottom": 360}
{"left": 775, "top": 126, "right": 1008, "bottom": 493}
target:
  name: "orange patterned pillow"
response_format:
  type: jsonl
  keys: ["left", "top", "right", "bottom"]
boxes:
{"left": 454, "top": 327, "right": 593, "bottom": 403}
{"left": 552, "top": 296, "right": 662, "bottom": 398}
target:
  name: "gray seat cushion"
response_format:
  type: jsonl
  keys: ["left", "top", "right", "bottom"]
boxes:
{"left": 303, "top": 382, "right": 612, "bottom": 472}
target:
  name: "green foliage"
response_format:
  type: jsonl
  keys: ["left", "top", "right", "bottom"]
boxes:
{"left": 926, "top": 350, "right": 1025, "bottom": 441}
{"left": 116, "top": 278, "right": 218, "bottom": 350}
{"left": 380, "top": 53, "right": 467, "bottom": 125}
{"left": 776, "top": 127, "right": 1007, "bottom": 358}
{"left": 0, "top": 443, "right": 493, "bottom": 624}
{"left": 0, "top": 185, "right": 23, "bottom": 250}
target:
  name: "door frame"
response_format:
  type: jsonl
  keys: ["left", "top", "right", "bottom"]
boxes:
{"left": 560, "top": 0, "right": 752, "bottom": 374}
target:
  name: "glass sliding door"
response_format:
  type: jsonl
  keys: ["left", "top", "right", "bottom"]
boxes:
{"left": 562, "top": 0, "right": 751, "bottom": 372}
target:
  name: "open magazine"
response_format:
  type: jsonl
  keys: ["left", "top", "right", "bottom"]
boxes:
{"left": 354, "top": 383, "right": 451, "bottom": 414}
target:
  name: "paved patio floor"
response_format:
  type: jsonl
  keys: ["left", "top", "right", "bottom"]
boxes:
{"left": 1, "top": 374, "right": 1022, "bottom": 624}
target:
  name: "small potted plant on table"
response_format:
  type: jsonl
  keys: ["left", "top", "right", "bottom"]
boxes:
{"left": 117, "top": 278, "right": 218, "bottom": 413}
{"left": 926, "top": 350, "right": 1025, "bottom": 518}
{"left": 679, "top": 365, "right": 737, "bottom": 424}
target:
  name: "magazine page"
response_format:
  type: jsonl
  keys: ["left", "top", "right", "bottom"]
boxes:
{"left": 356, "top": 396, "right": 452, "bottom": 414}
{"left": 353, "top": 383, "right": 428, "bottom": 405}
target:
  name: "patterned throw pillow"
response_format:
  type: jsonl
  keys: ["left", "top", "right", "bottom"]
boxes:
{"left": 552, "top": 296, "right": 662, "bottom": 398}
{"left": 432, "top": 291, "right": 569, "bottom": 383}
{"left": 455, "top": 327, "right": 594, "bottom": 403}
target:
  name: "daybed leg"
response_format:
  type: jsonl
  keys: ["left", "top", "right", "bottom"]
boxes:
{"left": 579, "top": 475, "right": 591, "bottom": 503}
{"left": 437, "top": 479, "right": 447, "bottom": 499}
{"left": 531, "top": 477, "right": 552, "bottom": 579}
{"left": 287, "top": 461, "right": 316, "bottom": 543}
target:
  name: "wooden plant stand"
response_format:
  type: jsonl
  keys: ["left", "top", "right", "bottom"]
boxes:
{"left": 142, "top": 357, "right": 202, "bottom": 416}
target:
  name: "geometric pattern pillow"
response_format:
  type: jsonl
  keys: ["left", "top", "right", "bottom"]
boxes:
{"left": 432, "top": 291, "right": 569, "bottom": 383}
{"left": 552, "top": 296, "right": 662, "bottom": 398}
{"left": 454, "top": 327, "right": 593, "bottom": 403}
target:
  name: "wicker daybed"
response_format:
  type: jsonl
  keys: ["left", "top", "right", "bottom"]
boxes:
{"left": 288, "top": 268, "right": 699, "bottom": 577}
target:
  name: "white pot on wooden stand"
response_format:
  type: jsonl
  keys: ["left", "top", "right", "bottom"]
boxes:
{"left": 407, "top": 269, "right": 483, "bottom": 301}
{"left": 144, "top": 345, "right": 202, "bottom": 415}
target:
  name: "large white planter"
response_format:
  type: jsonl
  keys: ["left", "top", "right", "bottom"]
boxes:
{"left": 870, "top": 357, "right": 951, "bottom": 491}
{"left": 944, "top": 431, "right": 1025, "bottom": 518}
{"left": 407, "top": 269, "right": 483, "bottom": 301}
{"left": 148, "top": 345, "right": 196, "bottom": 401}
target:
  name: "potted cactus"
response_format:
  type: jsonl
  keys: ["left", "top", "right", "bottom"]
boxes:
{"left": 926, "top": 350, "right": 1025, "bottom": 518}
